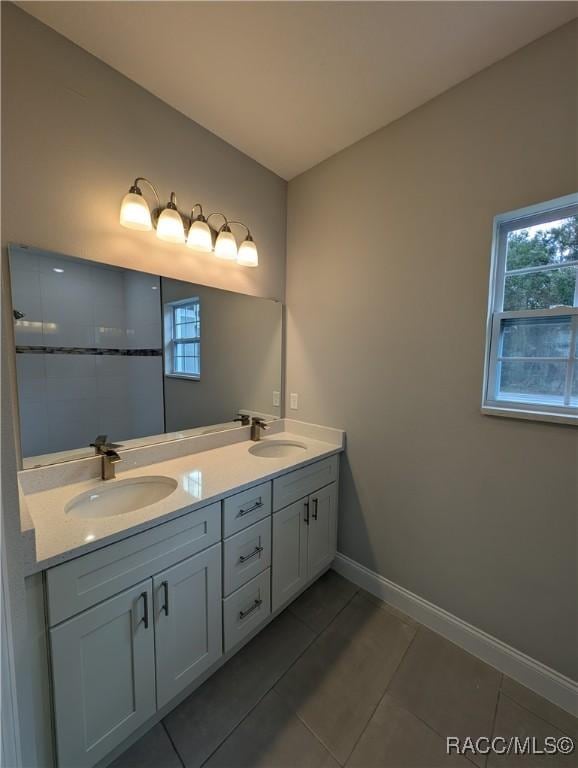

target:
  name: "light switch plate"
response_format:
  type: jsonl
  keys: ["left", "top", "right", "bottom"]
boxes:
{"left": 273, "top": 391, "right": 280, "bottom": 407}
{"left": 290, "top": 393, "right": 299, "bottom": 410}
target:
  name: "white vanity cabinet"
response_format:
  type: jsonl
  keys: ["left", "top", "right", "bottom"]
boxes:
{"left": 44, "top": 453, "right": 340, "bottom": 768}
{"left": 50, "top": 580, "right": 156, "bottom": 768}
{"left": 272, "top": 456, "right": 339, "bottom": 612}
{"left": 272, "top": 483, "right": 338, "bottom": 611}
{"left": 47, "top": 502, "right": 223, "bottom": 768}
{"left": 153, "top": 543, "right": 222, "bottom": 709}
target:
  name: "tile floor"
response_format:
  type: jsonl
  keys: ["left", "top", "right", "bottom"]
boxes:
{"left": 110, "top": 571, "right": 577, "bottom": 768}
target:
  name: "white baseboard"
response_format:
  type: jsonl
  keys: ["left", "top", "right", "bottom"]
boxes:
{"left": 332, "top": 553, "right": 577, "bottom": 716}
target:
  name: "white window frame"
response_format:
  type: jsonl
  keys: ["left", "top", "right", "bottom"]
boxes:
{"left": 482, "top": 193, "right": 578, "bottom": 426}
{"left": 164, "top": 297, "right": 201, "bottom": 380}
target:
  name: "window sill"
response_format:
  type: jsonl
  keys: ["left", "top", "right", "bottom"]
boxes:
{"left": 481, "top": 404, "right": 578, "bottom": 426}
{"left": 165, "top": 373, "right": 200, "bottom": 381}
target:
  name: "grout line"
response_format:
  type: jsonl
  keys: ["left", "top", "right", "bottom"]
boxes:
{"left": 284, "top": 694, "right": 346, "bottom": 767}
{"left": 498, "top": 690, "right": 578, "bottom": 738}
{"left": 199, "top": 583, "right": 360, "bottom": 767}
{"left": 197, "top": 611, "right": 319, "bottom": 767}
{"left": 161, "top": 720, "right": 186, "bottom": 768}
{"left": 376, "top": 625, "right": 493, "bottom": 768}
{"left": 484, "top": 677, "right": 503, "bottom": 768}
{"left": 339, "top": 625, "right": 419, "bottom": 766}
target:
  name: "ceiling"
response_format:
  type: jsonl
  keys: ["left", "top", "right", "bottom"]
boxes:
{"left": 16, "top": 1, "right": 578, "bottom": 180}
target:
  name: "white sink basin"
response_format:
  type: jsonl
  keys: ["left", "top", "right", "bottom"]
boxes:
{"left": 65, "top": 476, "right": 178, "bottom": 519}
{"left": 249, "top": 440, "right": 308, "bottom": 459}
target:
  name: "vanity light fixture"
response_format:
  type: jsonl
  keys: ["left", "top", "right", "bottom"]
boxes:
{"left": 156, "top": 192, "right": 186, "bottom": 244}
{"left": 186, "top": 204, "right": 213, "bottom": 252}
{"left": 214, "top": 223, "right": 238, "bottom": 261}
{"left": 119, "top": 177, "right": 160, "bottom": 231}
{"left": 233, "top": 224, "right": 259, "bottom": 268}
{"left": 119, "top": 177, "right": 259, "bottom": 267}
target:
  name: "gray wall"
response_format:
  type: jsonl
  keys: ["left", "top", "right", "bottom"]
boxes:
{"left": 0, "top": 5, "right": 286, "bottom": 763}
{"left": 162, "top": 279, "right": 282, "bottom": 431}
{"left": 286, "top": 22, "right": 578, "bottom": 679}
{"left": 1, "top": 3, "right": 286, "bottom": 301}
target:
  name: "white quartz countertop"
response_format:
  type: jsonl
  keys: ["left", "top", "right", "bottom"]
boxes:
{"left": 18, "top": 421, "right": 344, "bottom": 573}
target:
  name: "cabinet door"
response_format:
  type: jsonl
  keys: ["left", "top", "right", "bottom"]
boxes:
{"left": 154, "top": 543, "right": 222, "bottom": 709}
{"left": 307, "top": 483, "right": 338, "bottom": 579}
{"left": 50, "top": 580, "right": 155, "bottom": 768}
{"left": 272, "top": 498, "right": 309, "bottom": 612}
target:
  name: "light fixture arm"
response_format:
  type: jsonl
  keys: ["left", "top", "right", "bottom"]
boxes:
{"left": 206, "top": 212, "right": 229, "bottom": 229}
{"left": 190, "top": 202, "right": 206, "bottom": 221}
{"left": 131, "top": 177, "right": 161, "bottom": 210}
{"left": 225, "top": 220, "right": 252, "bottom": 240}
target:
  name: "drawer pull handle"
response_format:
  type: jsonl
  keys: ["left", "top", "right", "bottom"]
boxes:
{"left": 239, "top": 545, "right": 264, "bottom": 564}
{"left": 312, "top": 498, "right": 319, "bottom": 521}
{"left": 304, "top": 500, "right": 310, "bottom": 525}
{"left": 237, "top": 498, "right": 263, "bottom": 517}
{"left": 161, "top": 580, "right": 169, "bottom": 616}
{"left": 239, "top": 598, "right": 262, "bottom": 621}
{"left": 139, "top": 591, "right": 149, "bottom": 629}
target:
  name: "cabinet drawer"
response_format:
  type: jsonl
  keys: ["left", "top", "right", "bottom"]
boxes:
{"left": 47, "top": 502, "right": 221, "bottom": 626}
{"left": 223, "top": 482, "right": 271, "bottom": 537}
{"left": 223, "top": 517, "right": 271, "bottom": 597}
{"left": 273, "top": 455, "right": 338, "bottom": 511}
{"left": 223, "top": 568, "right": 271, "bottom": 654}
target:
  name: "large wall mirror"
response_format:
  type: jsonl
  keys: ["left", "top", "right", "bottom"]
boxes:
{"left": 9, "top": 244, "right": 283, "bottom": 468}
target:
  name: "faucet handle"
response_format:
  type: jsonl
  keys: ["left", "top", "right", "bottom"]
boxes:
{"left": 90, "top": 434, "right": 108, "bottom": 449}
{"left": 251, "top": 417, "right": 269, "bottom": 429}
{"left": 90, "top": 435, "right": 122, "bottom": 453}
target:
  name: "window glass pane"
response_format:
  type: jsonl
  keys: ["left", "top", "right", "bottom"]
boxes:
{"left": 497, "top": 361, "right": 566, "bottom": 405}
{"left": 503, "top": 266, "right": 576, "bottom": 311}
{"left": 505, "top": 215, "right": 578, "bottom": 271}
{"left": 500, "top": 317, "right": 571, "bottom": 358}
{"left": 571, "top": 364, "right": 578, "bottom": 406}
{"left": 175, "top": 322, "right": 199, "bottom": 339}
{"left": 173, "top": 340, "right": 200, "bottom": 376}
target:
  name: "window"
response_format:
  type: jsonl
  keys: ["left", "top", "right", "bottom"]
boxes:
{"left": 483, "top": 194, "right": 578, "bottom": 423}
{"left": 165, "top": 298, "right": 200, "bottom": 378}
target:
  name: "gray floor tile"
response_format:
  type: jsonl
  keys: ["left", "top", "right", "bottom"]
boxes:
{"left": 488, "top": 694, "right": 575, "bottom": 767}
{"left": 164, "top": 610, "right": 315, "bottom": 768}
{"left": 288, "top": 569, "right": 358, "bottom": 634}
{"left": 347, "top": 693, "right": 474, "bottom": 768}
{"left": 501, "top": 678, "right": 578, "bottom": 740}
{"left": 275, "top": 591, "right": 416, "bottom": 764}
{"left": 358, "top": 588, "right": 418, "bottom": 627}
{"left": 387, "top": 628, "right": 501, "bottom": 767}
{"left": 204, "top": 689, "right": 339, "bottom": 768}
{"left": 108, "top": 724, "right": 182, "bottom": 768}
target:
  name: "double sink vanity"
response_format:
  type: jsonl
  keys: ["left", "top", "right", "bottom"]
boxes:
{"left": 17, "top": 418, "right": 344, "bottom": 768}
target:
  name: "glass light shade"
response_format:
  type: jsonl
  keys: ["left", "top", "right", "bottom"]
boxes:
{"left": 186, "top": 219, "right": 213, "bottom": 252}
{"left": 156, "top": 207, "right": 185, "bottom": 244}
{"left": 214, "top": 229, "right": 238, "bottom": 260}
{"left": 120, "top": 192, "right": 152, "bottom": 231}
{"left": 237, "top": 238, "right": 258, "bottom": 267}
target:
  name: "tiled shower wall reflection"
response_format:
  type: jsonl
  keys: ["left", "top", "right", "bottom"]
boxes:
{"left": 10, "top": 246, "right": 164, "bottom": 458}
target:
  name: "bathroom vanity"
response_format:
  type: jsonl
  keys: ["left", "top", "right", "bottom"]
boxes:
{"left": 17, "top": 419, "right": 344, "bottom": 768}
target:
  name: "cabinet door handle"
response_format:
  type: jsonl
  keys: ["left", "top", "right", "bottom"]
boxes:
{"left": 312, "top": 498, "right": 319, "bottom": 521}
{"left": 239, "top": 545, "right": 264, "bottom": 564}
{"left": 304, "top": 500, "right": 310, "bottom": 525}
{"left": 239, "top": 598, "right": 262, "bottom": 621}
{"left": 139, "top": 591, "right": 149, "bottom": 629}
{"left": 161, "top": 580, "right": 169, "bottom": 616}
{"left": 237, "top": 498, "right": 263, "bottom": 517}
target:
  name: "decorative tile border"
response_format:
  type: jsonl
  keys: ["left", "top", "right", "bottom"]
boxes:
{"left": 15, "top": 346, "right": 162, "bottom": 356}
